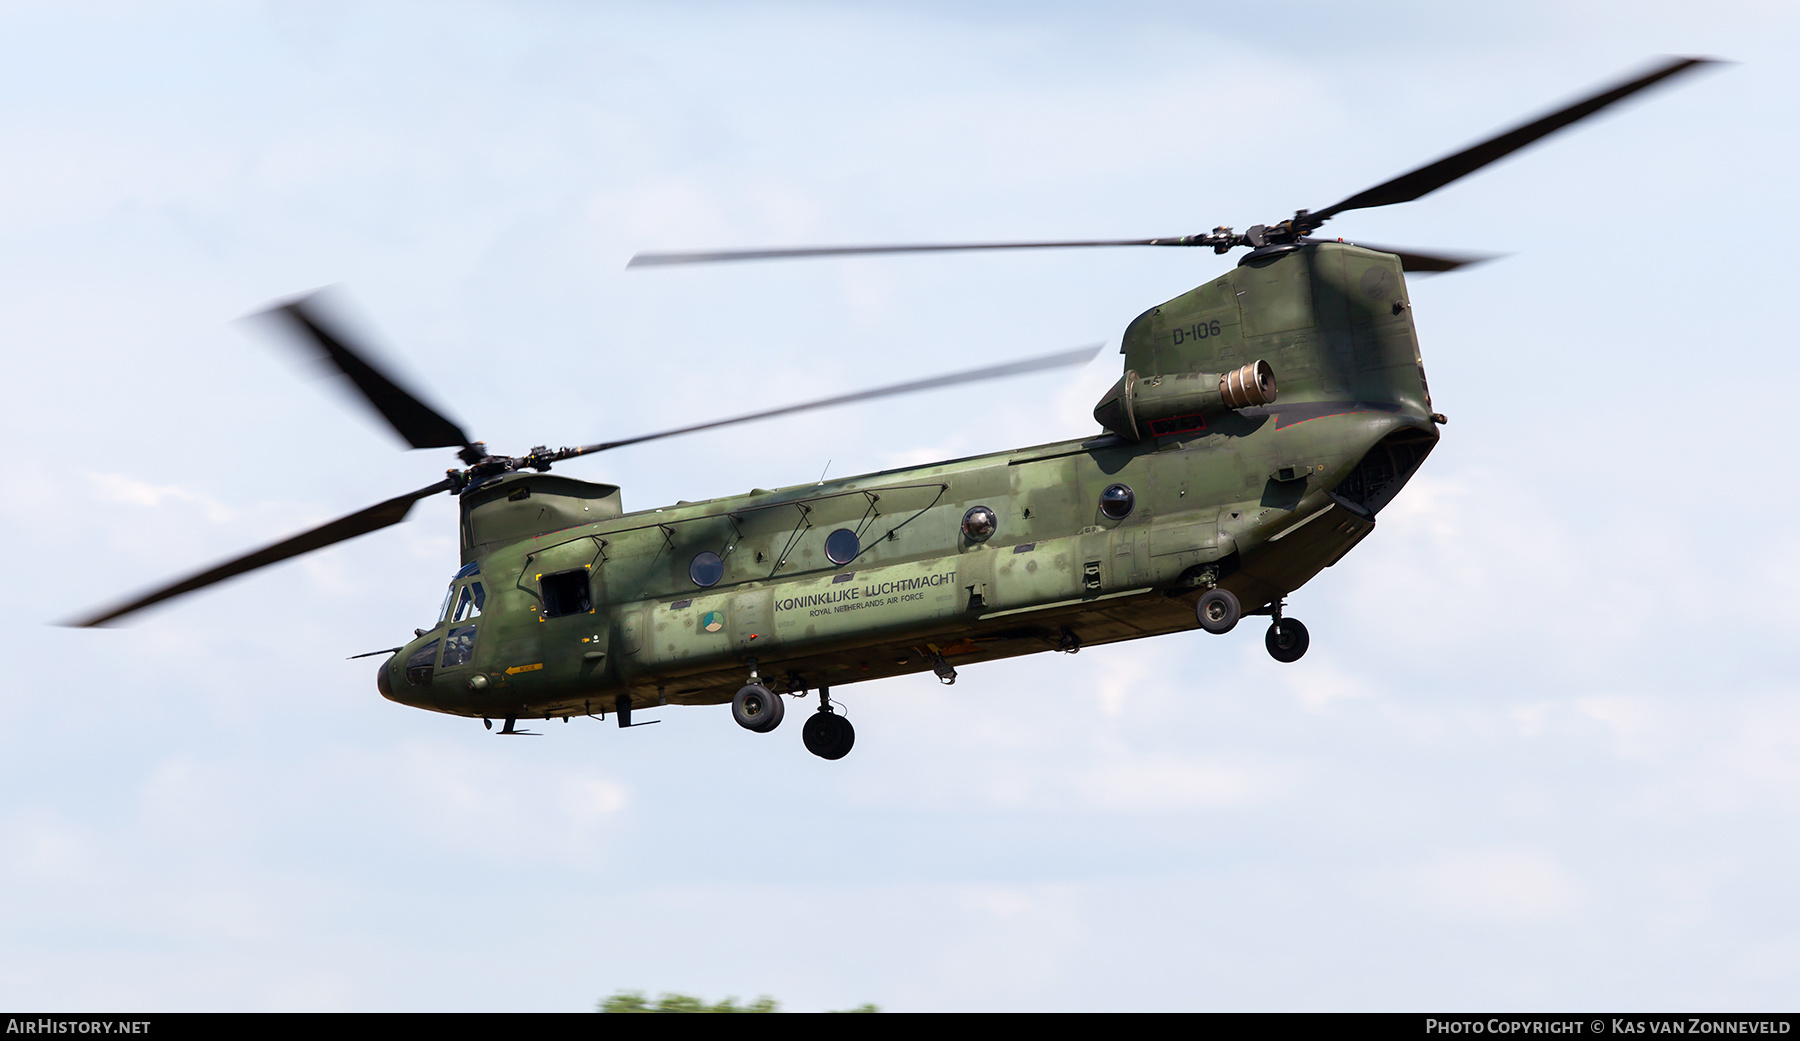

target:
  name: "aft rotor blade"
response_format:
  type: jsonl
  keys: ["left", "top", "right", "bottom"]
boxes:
{"left": 1323, "top": 241, "right": 1500, "bottom": 273}
{"left": 629, "top": 238, "right": 1190, "bottom": 267}
{"left": 68, "top": 479, "right": 454, "bottom": 627}
{"left": 564, "top": 343, "right": 1102, "bottom": 458}
{"left": 1310, "top": 56, "right": 1719, "bottom": 224}
{"left": 266, "top": 295, "right": 475, "bottom": 452}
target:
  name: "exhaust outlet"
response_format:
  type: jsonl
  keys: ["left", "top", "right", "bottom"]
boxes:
{"left": 1219, "top": 360, "right": 1277, "bottom": 409}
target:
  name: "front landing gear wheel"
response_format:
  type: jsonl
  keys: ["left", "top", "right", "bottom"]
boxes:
{"left": 1265, "top": 618, "right": 1310, "bottom": 663}
{"left": 1196, "top": 588, "right": 1241, "bottom": 634}
{"left": 732, "top": 684, "right": 785, "bottom": 732}
{"left": 802, "top": 712, "right": 855, "bottom": 760}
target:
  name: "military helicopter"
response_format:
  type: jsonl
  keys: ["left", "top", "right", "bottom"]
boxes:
{"left": 74, "top": 57, "right": 1714, "bottom": 760}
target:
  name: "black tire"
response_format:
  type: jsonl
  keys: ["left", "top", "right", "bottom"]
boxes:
{"left": 757, "top": 690, "right": 786, "bottom": 733}
{"left": 802, "top": 712, "right": 833, "bottom": 755}
{"left": 803, "top": 711, "right": 854, "bottom": 759}
{"left": 732, "top": 684, "right": 781, "bottom": 732}
{"left": 1265, "top": 618, "right": 1310, "bottom": 663}
{"left": 825, "top": 714, "right": 855, "bottom": 760}
{"left": 1195, "top": 588, "right": 1241, "bottom": 634}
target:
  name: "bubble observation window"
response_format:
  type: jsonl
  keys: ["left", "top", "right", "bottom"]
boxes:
{"left": 961, "top": 505, "right": 998, "bottom": 543}
{"left": 1099, "top": 483, "right": 1135, "bottom": 520}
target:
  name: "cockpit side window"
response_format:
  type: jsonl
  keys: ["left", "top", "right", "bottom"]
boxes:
{"left": 439, "top": 563, "right": 482, "bottom": 625}
{"left": 441, "top": 625, "right": 478, "bottom": 668}
{"left": 452, "top": 582, "right": 485, "bottom": 622}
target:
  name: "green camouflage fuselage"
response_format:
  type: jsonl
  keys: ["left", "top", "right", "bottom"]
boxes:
{"left": 381, "top": 242, "right": 1440, "bottom": 718}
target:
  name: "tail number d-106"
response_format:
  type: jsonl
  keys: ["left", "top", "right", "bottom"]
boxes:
{"left": 1171, "top": 320, "right": 1222, "bottom": 344}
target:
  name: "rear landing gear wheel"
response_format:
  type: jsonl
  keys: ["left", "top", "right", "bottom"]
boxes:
{"left": 802, "top": 711, "right": 855, "bottom": 760}
{"left": 1195, "top": 588, "right": 1241, "bottom": 634}
{"left": 1265, "top": 618, "right": 1310, "bottom": 663}
{"left": 732, "top": 684, "right": 784, "bottom": 732}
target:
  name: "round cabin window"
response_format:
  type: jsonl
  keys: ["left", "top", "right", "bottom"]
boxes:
{"left": 825, "top": 528, "right": 860, "bottom": 566}
{"left": 689, "top": 551, "right": 725, "bottom": 588}
{"left": 961, "top": 505, "right": 998, "bottom": 543}
{"left": 1099, "top": 483, "right": 1135, "bottom": 520}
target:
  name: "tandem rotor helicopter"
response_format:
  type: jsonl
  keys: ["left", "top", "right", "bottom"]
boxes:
{"left": 75, "top": 57, "right": 1715, "bottom": 760}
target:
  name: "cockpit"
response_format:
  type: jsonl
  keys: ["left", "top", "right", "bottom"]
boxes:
{"left": 409, "top": 561, "right": 486, "bottom": 684}
{"left": 440, "top": 560, "right": 487, "bottom": 626}
{"left": 437, "top": 558, "right": 486, "bottom": 623}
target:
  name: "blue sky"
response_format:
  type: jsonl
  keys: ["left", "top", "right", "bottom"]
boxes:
{"left": 0, "top": 1, "right": 1795, "bottom": 1011}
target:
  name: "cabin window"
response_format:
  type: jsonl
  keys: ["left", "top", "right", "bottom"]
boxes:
{"left": 689, "top": 551, "right": 725, "bottom": 588}
{"left": 825, "top": 528, "right": 860, "bottom": 566}
{"left": 441, "top": 625, "right": 478, "bottom": 668}
{"left": 405, "top": 639, "right": 440, "bottom": 686}
{"left": 540, "top": 569, "right": 592, "bottom": 617}
{"left": 961, "top": 505, "right": 998, "bottom": 544}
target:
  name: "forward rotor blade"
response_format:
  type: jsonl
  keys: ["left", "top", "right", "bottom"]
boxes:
{"left": 564, "top": 343, "right": 1102, "bottom": 458}
{"left": 266, "top": 295, "right": 474, "bottom": 452}
{"left": 68, "top": 479, "right": 454, "bottom": 627}
{"left": 629, "top": 238, "right": 1184, "bottom": 267}
{"left": 1310, "top": 56, "right": 1719, "bottom": 223}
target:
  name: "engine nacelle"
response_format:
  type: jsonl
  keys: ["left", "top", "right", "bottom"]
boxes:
{"left": 1092, "top": 360, "right": 1277, "bottom": 441}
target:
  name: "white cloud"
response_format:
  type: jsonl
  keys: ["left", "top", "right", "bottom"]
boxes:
{"left": 1577, "top": 694, "right": 1677, "bottom": 761}
{"left": 84, "top": 471, "right": 237, "bottom": 522}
